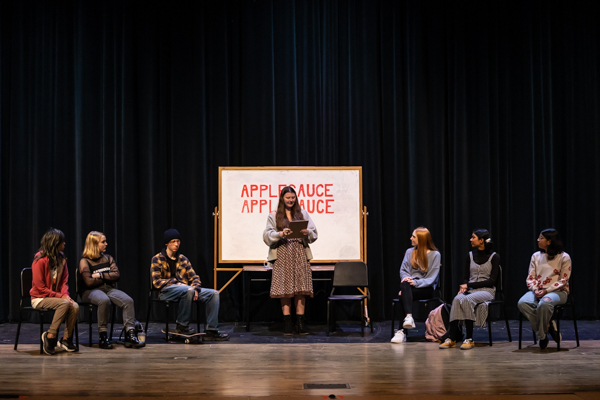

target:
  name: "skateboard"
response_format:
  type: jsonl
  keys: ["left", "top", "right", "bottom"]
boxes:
{"left": 161, "top": 329, "right": 205, "bottom": 344}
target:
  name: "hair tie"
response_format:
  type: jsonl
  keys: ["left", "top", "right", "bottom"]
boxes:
{"left": 485, "top": 238, "right": 491, "bottom": 243}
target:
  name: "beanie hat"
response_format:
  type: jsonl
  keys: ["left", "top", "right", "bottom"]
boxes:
{"left": 164, "top": 229, "right": 181, "bottom": 244}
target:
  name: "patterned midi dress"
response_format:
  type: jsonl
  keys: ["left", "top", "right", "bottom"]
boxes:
{"left": 449, "top": 252, "right": 496, "bottom": 327}
{"left": 270, "top": 238, "right": 313, "bottom": 298}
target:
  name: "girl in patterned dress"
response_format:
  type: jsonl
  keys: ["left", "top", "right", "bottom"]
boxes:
{"left": 263, "top": 186, "right": 318, "bottom": 335}
{"left": 517, "top": 229, "right": 571, "bottom": 349}
{"left": 439, "top": 229, "right": 499, "bottom": 350}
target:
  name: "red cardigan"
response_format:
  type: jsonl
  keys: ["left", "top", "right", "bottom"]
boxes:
{"left": 30, "top": 252, "right": 70, "bottom": 299}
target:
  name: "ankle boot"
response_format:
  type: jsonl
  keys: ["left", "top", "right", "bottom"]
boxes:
{"left": 296, "top": 315, "right": 309, "bottom": 335}
{"left": 99, "top": 331, "right": 113, "bottom": 349}
{"left": 124, "top": 329, "right": 144, "bottom": 348}
{"left": 283, "top": 315, "right": 294, "bottom": 335}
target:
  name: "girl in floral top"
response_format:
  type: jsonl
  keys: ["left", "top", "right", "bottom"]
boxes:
{"left": 517, "top": 229, "right": 571, "bottom": 349}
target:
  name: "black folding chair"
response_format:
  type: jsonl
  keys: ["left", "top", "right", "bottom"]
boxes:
{"left": 476, "top": 265, "right": 512, "bottom": 346}
{"left": 75, "top": 268, "right": 116, "bottom": 347}
{"left": 390, "top": 268, "right": 442, "bottom": 339}
{"left": 327, "top": 261, "right": 373, "bottom": 337}
{"left": 14, "top": 268, "right": 79, "bottom": 354}
{"left": 145, "top": 277, "right": 204, "bottom": 342}
{"left": 519, "top": 274, "right": 579, "bottom": 351}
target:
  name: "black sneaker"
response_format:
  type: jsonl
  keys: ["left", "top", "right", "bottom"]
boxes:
{"left": 42, "top": 331, "right": 56, "bottom": 355}
{"left": 176, "top": 324, "right": 196, "bottom": 335}
{"left": 204, "top": 330, "right": 229, "bottom": 341}
{"left": 539, "top": 336, "right": 549, "bottom": 350}
{"left": 548, "top": 320, "right": 562, "bottom": 343}
{"left": 58, "top": 337, "right": 77, "bottom": 352}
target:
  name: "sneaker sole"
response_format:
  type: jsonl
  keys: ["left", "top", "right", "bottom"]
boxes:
{"left": 402, "top": 323, "right": 416, "bottom": 330}
{"left": 59, "top": 343, "right": 77, "bottom": 352}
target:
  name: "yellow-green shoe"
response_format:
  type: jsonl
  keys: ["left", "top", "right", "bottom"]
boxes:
{"left": 439, "top": 338, "right": 456, "bottom": 349}
{"left": 460, "top": 339, "right": 475, "bottom": 350}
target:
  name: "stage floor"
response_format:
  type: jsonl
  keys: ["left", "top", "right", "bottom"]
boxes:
{"left": 2, "top": 320, "right": 600, "bottom": 399}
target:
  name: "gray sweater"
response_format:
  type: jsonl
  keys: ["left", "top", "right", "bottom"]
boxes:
{"left": 399, "top": 248, "right": 441, "bottom": 288}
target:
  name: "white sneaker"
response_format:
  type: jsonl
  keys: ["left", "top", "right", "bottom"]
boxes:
{"left": 402, "top": 315, "right": 416, "bottom": 330}
{"left": 391, "top": 330, "right": 406, "bottom": 343}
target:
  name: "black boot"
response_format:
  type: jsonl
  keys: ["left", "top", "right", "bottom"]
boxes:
{"left": 296, "top": 315, "right": 309, "bottom": 335}
{"left": 283, "top": 315, "right": 294, "bottom": 335}
{"left": 99, "top": 331, "right": 113, "bottom": 349}
{"left": 124, "top": 329, "right": 145, "bottom": 348}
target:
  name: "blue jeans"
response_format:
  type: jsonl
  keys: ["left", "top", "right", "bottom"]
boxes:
{"left": 517, "top": 290, "right": 567, "bottom": 340}
{"left": 159, "top": 284, "right": 220, "bottom": 331}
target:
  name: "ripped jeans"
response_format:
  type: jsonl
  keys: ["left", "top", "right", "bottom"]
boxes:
{"left": 517, "top": 290, "right": 567, "bottom": 340}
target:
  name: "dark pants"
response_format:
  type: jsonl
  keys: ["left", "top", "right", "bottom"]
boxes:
{"left": 398, "top": 281, "right": 434, "bottom": 318}
{"left": 448, "top": 319, "right": 474, "bottom": 341}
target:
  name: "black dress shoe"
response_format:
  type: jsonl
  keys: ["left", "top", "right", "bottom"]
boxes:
{"left": 204, "top": 330, "right": 229, "bottom": 341}
{"left": 99, "top": 331, "right": 113, "bottom": 349}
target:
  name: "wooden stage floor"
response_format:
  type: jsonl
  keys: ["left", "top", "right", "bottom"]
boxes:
{"left": 3, "top": 338, "right": 600, "bottom": 399}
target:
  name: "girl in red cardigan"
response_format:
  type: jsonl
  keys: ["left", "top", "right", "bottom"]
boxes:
{"left": 31, "top": 228, "right": 79, "bottom": 355}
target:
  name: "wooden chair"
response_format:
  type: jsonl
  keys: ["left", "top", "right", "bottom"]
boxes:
{"left": 75, "top": 268, "right": 116, "bottom": 347}
{"left": 14, "top": 268, "right": 79, "bottom": 354}
{"left": 327, "top": 261, "right": 373, "bottom": 337}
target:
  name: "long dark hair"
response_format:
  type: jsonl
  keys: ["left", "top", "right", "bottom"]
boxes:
{"left": 275, "top": 186, "right": 303, "bottom": 231}
{"left": 540, "top": 228, "right": 563, "bottom": 260}
{"left": 473, "top": 229, "right": 493, "bottom": 253}
{"left": 34, "top": 228, "right": 66, "bottom": 270}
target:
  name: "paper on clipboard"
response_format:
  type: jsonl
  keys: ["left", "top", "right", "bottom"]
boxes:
{"left": 287, "top": 220, "right": 308, "bottom": 239}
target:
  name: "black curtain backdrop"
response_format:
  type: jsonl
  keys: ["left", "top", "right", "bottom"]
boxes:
{"left": 1, "top": 0, "right": 599, "bottom": 324}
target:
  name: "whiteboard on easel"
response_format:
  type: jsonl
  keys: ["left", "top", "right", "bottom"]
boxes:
{"left": 219, "top": 167, "right": 363, "bottom": 263}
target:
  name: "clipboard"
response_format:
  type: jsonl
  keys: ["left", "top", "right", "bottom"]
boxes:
{"left": 287, "top": 220, "right": 308, "bottom": 239}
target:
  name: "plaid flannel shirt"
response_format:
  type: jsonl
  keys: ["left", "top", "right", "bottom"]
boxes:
{"left": 151, "top": 249, "right": 201, "bottom": 292}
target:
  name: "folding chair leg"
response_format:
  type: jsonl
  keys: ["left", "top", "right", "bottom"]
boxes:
{"left": 326, "top": 301, "right": 331, "bottom": 336}
{"left": 488, "top": 317, "right": 493, "bottom": 346}
{"left": 195, "top": 301, "right": 201, "bottom": 333}
{"left": 145, "top": 300, "right": 152, "bottom": 334}
{"left": 110, "top": 305, "right": 116, "bottom": 341}
{"left": 88, "top": 305, "right": 94, "bottom": 347}
{"left": 556, "top": 318, "right": 561, "bottom": 351}
{"left": 518, "top": 313, "right": 522, "bottom": 349}
{"left": 360, "top": 300, "right": 365, "bottom": 337}
{"left": 14, "top": 313, "right": 23, "bottom": 351}
{"left": 165, "top": 303, "right": 170, "bottom": 342}
{"left": 390, "top": 301, "right": 396, "bottom": 338}
{"left": 39, "top": 313, "right": 45, "bottom": 355}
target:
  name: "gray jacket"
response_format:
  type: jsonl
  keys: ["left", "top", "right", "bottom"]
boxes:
{"left": 263, "top": 209, "right": 318, "bottom": 264}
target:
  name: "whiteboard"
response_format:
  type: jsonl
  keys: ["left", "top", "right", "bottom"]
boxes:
{"left": 219, "top": 167, "right": 363, "bottom": 263}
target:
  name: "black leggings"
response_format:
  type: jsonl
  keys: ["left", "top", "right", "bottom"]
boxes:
{"left": 447, "top": 319, "right": 474, "bottom": 341}
{"left": 398, "top": 281, "right": 434, "bottom": 317}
